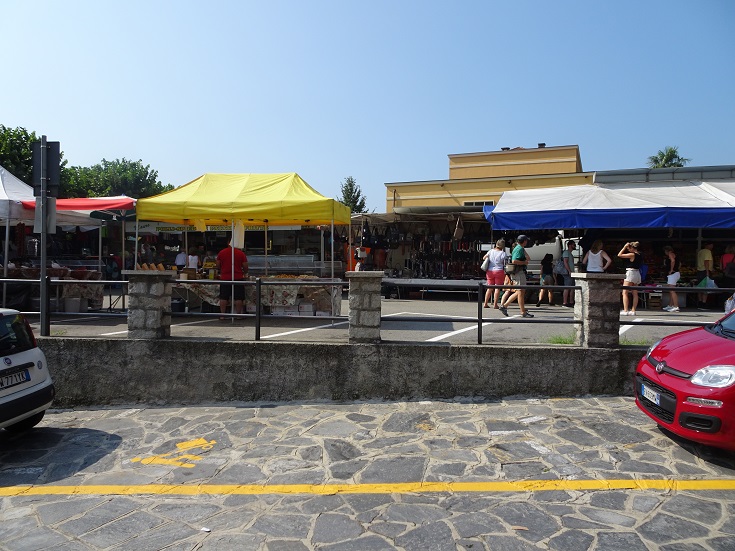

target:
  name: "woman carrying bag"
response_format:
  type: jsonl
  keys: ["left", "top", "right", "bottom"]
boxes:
{"left": 482, "top": 239, "right": 507, "bottom": 309}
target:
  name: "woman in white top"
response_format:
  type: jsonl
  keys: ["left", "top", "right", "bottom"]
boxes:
{"left": 583, "top": 240, "right": 612, "bottom": 273}
{"left": 186, "top": 247, "right": 201, "bottom": 270}
{"left": 482, "top": 239, "right": 507, "bottom": 309}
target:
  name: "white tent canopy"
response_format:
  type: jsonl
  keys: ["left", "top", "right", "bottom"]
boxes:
{"left": 0, "top": 165, "right": 40, "bottom": 221}
{"left": 0, "top": 165, "right": 105, "bottom": 227}
{"left": 487, "top": 180, "right": 735, "bottom": 230}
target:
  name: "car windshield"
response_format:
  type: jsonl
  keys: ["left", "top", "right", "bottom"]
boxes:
{"left": 0, "top": 314, "right": 34, "bottom": 354}
{"left": 710, "top": 311, "right": 735, "bottom": 338}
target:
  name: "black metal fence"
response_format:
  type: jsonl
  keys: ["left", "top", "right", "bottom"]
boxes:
{"left": 3, "top": 277, "right": 730, "bottom": 343}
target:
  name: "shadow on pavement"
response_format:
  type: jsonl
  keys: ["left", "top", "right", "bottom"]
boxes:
{"left": 657, "top": 425, "right": 735, "bottom": 470}
{"left": 0, "top": 427, "right": 122, "bottom": 485}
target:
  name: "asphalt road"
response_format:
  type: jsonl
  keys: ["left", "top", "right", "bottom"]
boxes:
{"left": 31, "top": 294, "right": 723, "bottom": 347}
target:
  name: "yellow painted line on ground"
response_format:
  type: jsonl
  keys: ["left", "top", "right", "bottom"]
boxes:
{"left": 2, "top": 479, "right": 735, "bottom": 497}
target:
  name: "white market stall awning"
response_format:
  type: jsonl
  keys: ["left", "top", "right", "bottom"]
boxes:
{"left": 486, "top": 180, "right": 735, "bottom": 230}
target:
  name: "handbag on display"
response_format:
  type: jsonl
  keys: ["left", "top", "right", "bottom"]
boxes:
{"left": 453, "top": 217, "right": 464, "bottom": 240}
{"left": 360, "top": 220, "right": 372, "bottom": 247}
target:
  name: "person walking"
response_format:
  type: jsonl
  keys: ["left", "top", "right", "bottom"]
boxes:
{"left": 561, "top": 240, "right": 577, "bottom": 307}
{"left": 499, "top": 235, "right": 533, "bottom": 318}
{"left": 696, "top": 242, "right": 714, "bottom": 310}
{"left": 720, "top": 244, "right": 735, "bottom": 290}
{"left": 536, "top": 253, "right": 556, "bottom": 307}
{"left": 582, "top": 240, "right": 612, "bottom": 273}
{"left": 618, "top": 241, "right": 643, "bottom": 316}
{"left": 216, "top": 242, "right": 249, "bottom": 320}
{"left": 662, "top": 245, "right": 681, "bottom": 312}
{"left": 482, "top": 239, "right": 507, "bottom": 309}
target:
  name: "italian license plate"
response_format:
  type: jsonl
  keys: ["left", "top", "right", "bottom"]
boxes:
{"left": 641, "top": 383, "right": 660, "bottom": 406}
{"left": 0, "top": 369, "right": 30, "bottom": 390}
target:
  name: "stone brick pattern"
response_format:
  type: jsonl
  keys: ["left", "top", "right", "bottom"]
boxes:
{"left": 346, "top": 271, "right": 383, "bottom": 344}
{"left": 123, "top": 270, "right": 176, "bottom": 339}
{"left": 571, "top": 273, "right": 625, "bottom": 348}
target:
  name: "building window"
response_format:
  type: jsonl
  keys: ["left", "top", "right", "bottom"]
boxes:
{"left": 463, "top": 201, "right": 495, "bottom": 207}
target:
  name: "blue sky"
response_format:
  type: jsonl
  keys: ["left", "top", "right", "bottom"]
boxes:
{"left": 3, "top": 1, "right": 733, "bottom": 212}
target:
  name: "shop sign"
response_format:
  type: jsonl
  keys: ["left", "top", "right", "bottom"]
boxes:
{"left": 129, "top": 222, "right": 302, "bottom": 233}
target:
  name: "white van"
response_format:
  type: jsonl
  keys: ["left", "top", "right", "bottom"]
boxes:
{"left": 524, "top": 236, "right": 563, "bottom": 275}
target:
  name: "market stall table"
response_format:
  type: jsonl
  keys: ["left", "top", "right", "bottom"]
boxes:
{"left": 174, "top": 277, "right": 342, "bottom": 315}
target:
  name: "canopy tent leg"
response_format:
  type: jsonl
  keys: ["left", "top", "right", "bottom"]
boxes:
{"left": 264, "top": 222, "right": 268, "bottom": 276}
{"left": 2, "top": 219, "right": 8, "bottom": 307}
{"left": 230, "top": 220, "right": 235, "bottom": 321}
{"left": 98, "top": 223, "right": 103, "bottom": 273}
{"left": 121, "top": 215, "right": 125, "bottom": 270}
{"left": 134, "top": 221, "right": 139, "bottom": 269}
{"left": 3, "top": 219, "right": 8, "bottom": 277}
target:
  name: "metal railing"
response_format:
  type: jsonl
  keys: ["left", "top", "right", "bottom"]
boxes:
{"left": 3, "top": 276, "right": 730, "bottom": 343}
{"left": 162, "top": 278, "right": 347, "bottom": 341}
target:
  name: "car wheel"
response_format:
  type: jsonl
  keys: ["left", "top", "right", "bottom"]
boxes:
{"left": 4, "top": 411, "right": 46, "bottom": 433}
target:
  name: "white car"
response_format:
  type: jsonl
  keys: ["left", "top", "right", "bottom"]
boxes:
{"left": 0, "top": 309, "right": 54, "bottom": 432}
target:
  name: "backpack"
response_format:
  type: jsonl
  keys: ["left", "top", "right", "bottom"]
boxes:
{"left": 552, "top": 257, "right": 568, "bottom": 275}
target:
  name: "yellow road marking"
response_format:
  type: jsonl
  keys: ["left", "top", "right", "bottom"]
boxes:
{"left": 2, "top": 479, "right": 735, "bottom": 497}
{"left": 131, "top": 438, "right": 216, "bottom": 468}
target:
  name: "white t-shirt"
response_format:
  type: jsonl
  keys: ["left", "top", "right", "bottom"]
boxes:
{"left": 586, "top": 250, "right": 604, "bottom": 273}
{"left": 187, "top": 254, "right": 199, "bottom": 269}
{"left": 488, "top": 249, "right": 507, "bottom": 271}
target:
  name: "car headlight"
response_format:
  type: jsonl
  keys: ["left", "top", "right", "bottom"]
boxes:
{"left": 645, "top": 340, "right": 661, "bottom": 363}
{"left": 691, "top": 365, "right": 735, "bottom": 388}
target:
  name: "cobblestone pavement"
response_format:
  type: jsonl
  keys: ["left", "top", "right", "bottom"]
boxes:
{"left": 1, "top": 398, "right": 734, "bottom": 550}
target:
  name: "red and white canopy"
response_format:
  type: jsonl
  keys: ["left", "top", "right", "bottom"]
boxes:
{"left": 21, "top": 195, "right": 136, "bottom": 212}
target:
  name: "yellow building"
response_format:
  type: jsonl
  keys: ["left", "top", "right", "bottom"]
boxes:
{"left": 385, "top": 143, "right": 593, "bottom": 213}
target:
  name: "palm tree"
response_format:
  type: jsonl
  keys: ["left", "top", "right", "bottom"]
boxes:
{"left": 647, "top": 146, "right": 691, "bottom": 169}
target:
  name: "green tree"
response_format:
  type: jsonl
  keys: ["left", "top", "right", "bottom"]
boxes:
{"left": 0, "top": 125, "right": 41, "bottom": 183}
{"left": 647, "top": 146, "right": 691, "bottom": 169}
{"left": 0, "top": 124, "right": 172, "bottom": 198}
{"left": 65, "top": 158, "right": 173, "bottom": 198}
{"left": 337, "top": 176, "right": 367, "bottom": 213}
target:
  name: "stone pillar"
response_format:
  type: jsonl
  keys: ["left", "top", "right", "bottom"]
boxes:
{"left": 346, "top": 271, "right": 383, "bottom": 344}
{"left": 571, "top": 272, "right": 625, "bottom": 348}
{"left": 122, "top": 270, "right": 176, "bottom": 339}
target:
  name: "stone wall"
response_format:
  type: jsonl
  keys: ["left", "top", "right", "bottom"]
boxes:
{"left": 40, "top": 338, "right": 645, "bottom": 407}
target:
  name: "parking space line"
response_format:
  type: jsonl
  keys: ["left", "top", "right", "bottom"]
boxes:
{"left": 262, "top": 320, "right": 349, "bottom": 339}
{"left": 2, "top": 479, "right": 734, "bottom": 497}
{"left": 619, "top": 317, "right": 639, "bottom": 335}
{"left": 426, "top": 321, "right": 489, "bottom": 342}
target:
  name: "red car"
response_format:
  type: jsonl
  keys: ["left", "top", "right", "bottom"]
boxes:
{"left": 635, "top": 314, "right": 735, "bottom": 451}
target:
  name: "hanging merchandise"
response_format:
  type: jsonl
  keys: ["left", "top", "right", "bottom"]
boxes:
{"left": 372, "top": 226, "right": 385, "bottom": 249}
{"left": 361, "top": 220, "right": 372, "bottom": 247}
{"left": 441, "top": 223, "right": 452, "bottom": 242}
{"left": 388, "top": 225, "right": 400, "bottom": 249}
{"left": 453, "top": 217, "right": 464, "bottom": 240}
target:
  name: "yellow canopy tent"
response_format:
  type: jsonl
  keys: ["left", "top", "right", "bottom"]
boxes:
{"left": 134, "top": 173, "right": 351, "bottom": 278}
{"left": 136, "top": 173, "right": 350, "bottom": 226}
